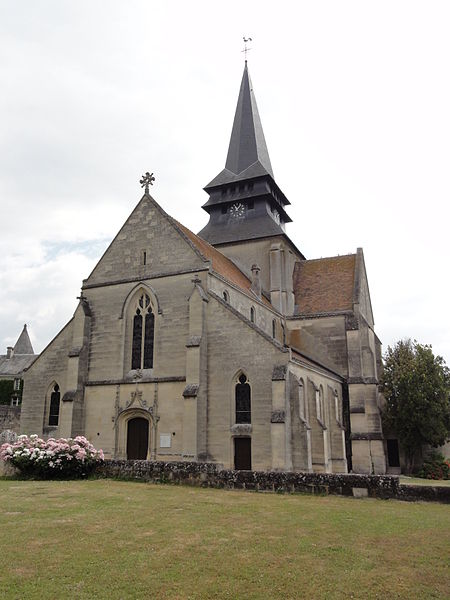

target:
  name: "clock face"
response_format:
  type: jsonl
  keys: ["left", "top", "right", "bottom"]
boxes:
{"left": 230, "top": 202, "right": 245, "bottom": 218}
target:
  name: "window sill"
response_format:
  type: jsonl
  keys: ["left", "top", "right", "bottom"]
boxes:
{"left": 124, "top": 369, "right": 155, "bottom": 382}
{"left": 43, "top": 425, "right": 58, "bottom": 434}
{"left": 231, "top": 424, "right": 252, "bottom": 435}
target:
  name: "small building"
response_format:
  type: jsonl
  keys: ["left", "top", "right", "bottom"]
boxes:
{"left": 0, "top": 324, "right": 36, "bottom": 406}
{"left": 0, "top": 325, "right": 36, "bottom": 436}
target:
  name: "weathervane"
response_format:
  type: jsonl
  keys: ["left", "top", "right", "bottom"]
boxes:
{"left": 140, "top": 172, "right": 155, "bottom": 194}
{"left": 242, "top": 36, "right": 252, "bottom": 62}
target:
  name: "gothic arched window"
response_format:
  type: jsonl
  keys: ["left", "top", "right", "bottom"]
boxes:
{"left": 132, "top": 293, "right": 155, "bottom": 370}
{"left": 315, "top": 385, "right": 324, "bottom": 423}
{"left": 235, "top": 373, "right": 251, "bottom": 424}
{"left": 49, "top": 383, "right": 60, "bottom": 426}
{"left": 334, "top": 389, "right": 342, "bottom": 425}
{"left": 250, "top": 306, "right": 255, "bottom": 323}
{"left": 298, "top": 379, "right": 305, "bottom": 421}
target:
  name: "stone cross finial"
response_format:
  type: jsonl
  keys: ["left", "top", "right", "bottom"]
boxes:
{"left": 140, "top": 172, "right": 155, "bottom": 194}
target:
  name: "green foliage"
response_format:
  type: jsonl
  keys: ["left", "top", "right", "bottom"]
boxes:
{"left": 381, "top": 339, "right": 450, "bottom": 472}
{"left": 1, "top": 435, "right": 104, "bottom": 479}
{"left": 416, "top": 451, "right": 450, "bottom": 480}
{"left": 0, "top": 380, "right": 14, "bottom": 405}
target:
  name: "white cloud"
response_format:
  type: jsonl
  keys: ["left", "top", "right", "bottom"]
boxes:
{"left": 0, "top": 0, "right": 449, "bottom": 364}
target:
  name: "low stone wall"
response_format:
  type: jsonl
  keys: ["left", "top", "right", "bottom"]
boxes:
{"left": 96, "top": 460, "right": 450, "bottom": 503}
{"left": 0, "top": 406, "right": 21, "bottom": 435}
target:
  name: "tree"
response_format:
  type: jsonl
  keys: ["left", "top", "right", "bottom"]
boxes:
{"left": 381, "top": 339, "right": 450, "bottom": 473}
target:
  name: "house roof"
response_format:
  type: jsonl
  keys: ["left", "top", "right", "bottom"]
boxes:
{"left": 0, "top": 353, "right": 37, "bottom": 377}
{"left": 293, "top": 254, "right": 356, "bottom": 315}
{"left": 13, "top": 324, "right": 35, "bottom": 355}
{"left": 176, "top": 221, "right": 272, "bottom": 307}
{"left": 0, "top": 325, "right": 36, "bottom": 378}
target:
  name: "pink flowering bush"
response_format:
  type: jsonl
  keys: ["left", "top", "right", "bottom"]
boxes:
{"left": 0, "top": 434, "right": 104, "bottom": 479}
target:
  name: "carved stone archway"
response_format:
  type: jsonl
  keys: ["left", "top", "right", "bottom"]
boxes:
{"left": 114, "top": 380, "right": 160, "bottom": 459}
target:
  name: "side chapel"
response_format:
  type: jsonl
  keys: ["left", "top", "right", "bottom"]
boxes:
{"left": 20, "top": 63, "right": 387, "bottom": 474}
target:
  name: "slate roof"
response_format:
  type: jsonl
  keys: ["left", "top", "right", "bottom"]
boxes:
{"left": 293, "top": 254, "right": 356, "bottom": 315}
{"left": 198, "top": 213, "right": 287, "bottom": 246}
{"left": 205, "top": 63, "right": 273, "bottom": 190}
{"left": 0, "top": 354, "right": 37, "bottom": 377}
{"left": 13, "top": 324, "right": 34, "bottom": 355}
{"left": 176, "top": 221, "right": 272, "bottom": 307}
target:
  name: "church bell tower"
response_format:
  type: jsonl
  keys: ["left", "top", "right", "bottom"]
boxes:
{"left": 198, "top": 62, "right": 293, "bottom": 246}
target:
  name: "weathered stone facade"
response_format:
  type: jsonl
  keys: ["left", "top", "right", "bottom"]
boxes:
{"left": 19, "top": 63, "right": 386, "bottom": 474}
{"left": 0, "top": 406, "right": 21, "bottom": 435}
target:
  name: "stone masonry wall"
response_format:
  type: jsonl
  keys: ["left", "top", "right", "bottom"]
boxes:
{"left": 96, "top": 460, "right": 450, "bottom": 503}
{"left": 0, "top": 406, "right": 21, "bottom": 434}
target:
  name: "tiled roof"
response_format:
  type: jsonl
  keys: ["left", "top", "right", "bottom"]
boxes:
{"left": 176, "top": 221, "right": 272, "bottom": 307}
{"left": 293, "top": 254, "right": 356, "bottom": 315}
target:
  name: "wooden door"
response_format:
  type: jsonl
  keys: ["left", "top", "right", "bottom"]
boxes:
{"left": 387, "top": 439, "right": 400, "bottom": 467}
{"left": 127, "top": 417, "right": 149, "bottom": 460}
{"left": 234, "top": 437, "right": 252, "bottom": 470}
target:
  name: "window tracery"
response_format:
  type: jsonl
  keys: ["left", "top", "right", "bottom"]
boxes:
{"left": 49, "top": 383, "right": 60, "bottom": 426}
{"left": 235, "top": 373, "right": 251, "bottom": 424}
{"left": 131, "top": 293, "right": 155, "bottom": 370}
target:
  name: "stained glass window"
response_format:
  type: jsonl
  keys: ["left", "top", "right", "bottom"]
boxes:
{"left": 131, "top": 294, "right": 154, "bottom": 370}
{"left": 236, "top": 374, "right": 251, "bottom": 424}
{"left": 49, "top": 383, "right": 60, "bottom": 426}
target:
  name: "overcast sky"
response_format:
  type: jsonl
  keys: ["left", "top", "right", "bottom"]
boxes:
{"left": 1, "top": 1, "right": 449, "bottom": 365}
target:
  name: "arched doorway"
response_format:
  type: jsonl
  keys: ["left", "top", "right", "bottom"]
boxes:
{"left": 127, "top": 417, "right": 149, "bottom": 460}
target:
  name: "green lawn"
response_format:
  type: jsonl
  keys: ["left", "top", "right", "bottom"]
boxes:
{"left": 400, "top": 475, "right": 450, "bottom": 487}
{"left": 0, "top": 480, "right": 449, "bottom": 600}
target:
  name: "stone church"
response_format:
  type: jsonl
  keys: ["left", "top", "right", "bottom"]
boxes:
{"left": 20, "top": 63, "right": 387, "bottom": 474}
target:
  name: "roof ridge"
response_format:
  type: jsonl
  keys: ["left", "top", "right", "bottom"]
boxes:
{"left": 175, "top": 220, "right": 273, "bottom": 308}
{"left": 174, "top": 220, "right": 251, "bottom": 282}
{"left": 297, "top": 253, "right": 356, "bottom": 264}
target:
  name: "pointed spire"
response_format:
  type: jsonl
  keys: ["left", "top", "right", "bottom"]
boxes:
{"left": 199, "top": 62, "right": 297, "bottom": 248}
{"left": 204, "top": 64, "right": 274, "bottom": 189}
{"left": 13, "top": 324, "right": 35, "bottom": 355}
{"left": 225, "top": 63, "right": 273, "bottom": 177}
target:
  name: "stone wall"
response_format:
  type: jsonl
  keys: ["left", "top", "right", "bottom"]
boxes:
{"left": 96, "top": 460, "right": 450, "bottom": 503}
{"left": 0, "top": 406, "right": 21, "bottom": 434}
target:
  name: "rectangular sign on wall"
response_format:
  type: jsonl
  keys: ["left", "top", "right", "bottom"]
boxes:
{"left": 160, "top": 434, "right": 171, "bottom": 448}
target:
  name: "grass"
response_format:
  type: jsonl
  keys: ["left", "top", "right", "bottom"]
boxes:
{"left": 0, "top": 480, "right": 449, "bottom": 600}
{"left": 400, "top": 476, "right": 450, "bottom": 487}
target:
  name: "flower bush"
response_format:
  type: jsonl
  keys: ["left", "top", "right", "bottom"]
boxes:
{"left": 0, "top": 434, "right": 104, "bottom": 479}
{"left": 416, "top": 451, "right": 450, "bottom": 480}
